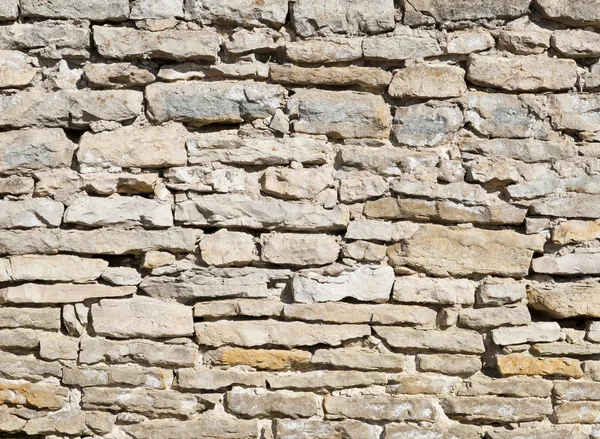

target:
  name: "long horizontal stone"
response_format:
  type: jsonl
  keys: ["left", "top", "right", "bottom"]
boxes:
{"left": 261, "top": 233, "right": 339, "bottom": 266}
{"left": 0, "top": 379, "right": 68, "bottom": 410}
{"left": 63, "top": 364, "right": 172, "bottom": 389}
{"left": 386, "top": 424, "right": 480, "bottom": 439}
{"left": 536, "top": 0, "right": 600, "bottom": 26}
{"left": 554, "top": 401, "right": 600, "bottom": 424}
{"left": 0, "top": 307, "right": 60, "bottom": 330}
{"left": 417, "top": 354, "right": 482, "bottom": 375}
{"left": 491, "top": 322, "right": 561, "bottom": 345}
{"left": 393, "top": 276, "right": 476, "bottom": 305}
{"left": 125, "top": 418, "right": 264, "bottom": 439}
{"left": 552, "top": 220, "right": 600, "bottom": 244}
{"left": 531, "top": 342, "right": 600, "bottom": 357}
{"left": 0, "top": 128, "right": 75, "bottom": 174}
{"left": 64, "top": 196, "right": 173, "bottom": 228}
{"left": 195, "top": 320, "right": 370, "bottom": 347}
{"left": 93, "top": 27, "right": 220, "bottom": 61}
{"left": 291, "top": 265, "right": 394, "bottom": 303}
{"left": 0, "top": 199, "right": 63, "bottom": 229}
{"left": 324, "top": 395, "right": 438, "bottom": 421}
{"left": 458, "top": 305, "right": 531, "bottom": 329}
{"left": 266, "top": 370, "right": 387, "bottom": 390}
{"left": 185, "top": 0, "right": 288, "bottom": 27}
{"left": 0, "top": 228, "right": 199, "bottom": 255}
{"left": 276, "top": 419, "right": 382, "bottom": 439}
{"left": 206, "top": 347, "right": 311, "bottom": 370}
{"left": 487, "top": 427, "right": 588, "bottom": 439}
{"left": 187, "top": 133, "right": 333, "bottom": 165}
{"left": 21, "top": 0, "right": 129, "bottom": 20}
{"left": 79, "top": 336, "right": 199, "bottom": 367}
{"left": 458, "top": 376, "right": 553, "bottom": 398}
{"left": 291, "top": 0, "right": 394, "bottom": 37}
{"left": 78, "top": 123, "right": 188, "bottom": 169}
{"left": 441, "top": 396, "right": 552, "bottom": 422}
{"left": 363, "top": 35, "right": 443, "bottom": 62}
{"left": 550, "top": 94, "right": 600, "bottom": 132}
{"left": 460, "top": 138, "right": 577, "bottom": 163}
{"left": 527, "top": 282, "right": 600, "bottom": 318}
{"left": 287, "top": 89, "right": 391, "bottom": 139}
{"left": 146, "top": 81, "right": 285, "bottom": 125}
{"left": 284, "top": 39, "right": 363, "bottom": 64}
{"left": 387, "top": 224, "right": 544, "bottom": 277}
{"left": 176, "top": 367, "right": 265, "bottom": 391}
{"left": 555, "top": 382, "right": 600, "bottom": 400}
{"left": 0, "top": 352, "right": 62, "bottom": 381}
{"left": 311, "top": 348, "right": 405, "bottom": 371}
{"left": 467, "top": 55, "right": 577, "bottom": 91}
{"left": 404, "top": 0, "right": 530, "bottom": 23}
{"left": 552, "top": 30, "right": 600, "bottom": 57}
{"left": 533, "top": 253, "right": 600, "bottom": 275}
{"left": 532, "top": 194, "right": 600, "bottom": 218}
{"left": 226, "top": 389, "right": 322, "bottom": 418}
{"left": 175, "top": 195, "right": 348, "bottom": 231}
{"left": 0, "top": 283, "right": 135, "bottom": 304}
{"left": 374, "top": 327, "right": 485, "bottom": 354}
{"left": 91, "top": 297, "right": 193, "bottom": 339}
{"left": 497, "top": 355, "right": 583, "bottom": 378}
{"left": 387, "top": 376, "right": 457, "bottom": 396}
{"left": 0, "top": 23, "right": 90, "bottom": 52}
{"left": 3, "top": 255, "right": 108, "bottom": 283}
{"left": 270, "top": 65, "right": 391, "bottom": 88}
{"left": 389, "top": 64, "right": 467, "bottom": 98}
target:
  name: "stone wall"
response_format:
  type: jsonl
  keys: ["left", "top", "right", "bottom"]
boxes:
{"left": 2, "top": 0, "right": 600, "bottom": 437}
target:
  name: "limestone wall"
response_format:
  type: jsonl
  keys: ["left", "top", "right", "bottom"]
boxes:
{"left": 1, "top": 0, "right": 600, "bottom": 437}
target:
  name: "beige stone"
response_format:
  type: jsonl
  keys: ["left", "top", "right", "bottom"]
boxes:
{"left": 261, "top": 233, "right": 339, "bottom": 266}
{"left": 200, "top": 229, "right": 256, "bottom": 267}
{"left": 284, "top": 39, "right": 363, "bottom": 64}
{"left": 0, "top": 50, "right": 36, "bottom": 88}
{"left": 261, "top": 166, "right": 334, "bottom": 200}
{"left": 0, "top": 380, "right": 67, "bottom": 410}
{"left": 527, "top": 282, "right": 600, "bottom": 318}
{"left": 441, "top": 396, "right": 552, "bottom": 422}
{"left": 417, "top": 354, "right": 482, "bottom": 375}
{"left": 312, "top": 348, "right": 404, "bottom": 371}
{"left": 176, "top": 367, "right": 264, "bottom": 391}
{"left": 185, "top": 0, "right": 288, "bottom": 27}
{"left": 497, "top": 354, "right": 583, "bottom": 378}
{"left": 63, "top": 364, "right": 172, "bottom": 389}
{"left": 84, "top": 63, "right": 156, "bottom": 89}
{"left": 276, "top": 419, "right": 381, "bottom": 439}
{"left": 0, "top": 283, "right": 135, "bottom": 304}
{"left": 374, "top": 327, "right": 485, "bottom": 354}
{"left": 552, "top": 220, "right": 600, "bottom": 244}
{"left": 325, "top": 395, "right": 438, "bottom": 421}
{"left": 227, "top": 389, "right": 322, "bottom": 418}
{"left": 363, "top": 35, "right": 443, "bottom": 62}
{"left": 389, "top": 64, "right": 467, "bottom": 98}
{"left": 393, "top": 276, "right": 476, "bottom": 305}
{"left": 124, "top": 418, "right": 263, "bottom": 439}
{"left": 206, "top": 347, "right": 311, "bottom": 370}
{"left": 0, "top": 307, "right": 60, "bottom": 330}
{"left": 6, "top": 254, "right": 107, "bottom": 283}
{"left": 271, "top": 65, "right": 391, "bottom": 88}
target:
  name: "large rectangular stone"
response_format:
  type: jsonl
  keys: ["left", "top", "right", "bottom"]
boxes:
{"left": 532, "top": 194, "right": 600, "bottom": 218}
{"left": 550, "top": 94, "right": 600, "bottom": 132}
{"left": 393, "top": 276, "right": 476, "bottom": 305}
{"left": 175, "top": 195, "right": 348, "bottom": 231}
{"left": 0, "top": 23, "right": 90, "bottom": 52}
{"left": 533, "top": 253, "right": 600, "bottom": 275}
{"left": 21, "top": 0, "right": 129, "bottom": 20}
{"left": 0, "top": 307, "right": 60, "bottom": 330}
{"left": 185, "top": 0, "right": 288, "bottom": 27}
{"left": 441, "top": 396, "right": 552, "bottom": 422}
{"left": 0, "top": 199, "right": 63, "bottom": 229}
{"left": 291, "top": 0, "right": 394, "bottom": 37}
{"left": 270, "top": 65, "right": 391, "bottom": 88}
{"left": 131, "top": 0, "right": 184, "bottom": 19}
{"left": 311, "top": 348, "right": 404, "bottom": 371}
{"left": 287, "top": 89, "right": 391, "bottom": 139}
{"left": 491, "top": 322, "right": 561, "bottom": 345}
{"left": 64, "top": 196, "right": 173, "bottom": 228}
{"left": 79, "top": 336, "right": 199, "bottom": 367}
{"left": 324, "top": 395, "right": 438, "bottom": 421}
{"left": 78, "top": 123, "right": 188, "bottom": 169}
{"left": 284, "top": 39, "right": 363, "bottom": 64}
{"left": 6, "top": 255, "right": 108, "bottom": 283}
{"left": 0, "top": 0, "right": 18, "bottom": 19}
{"left": 176, "top": 367, "right": 265, "bottom": 391}
{"left": 374, "top": 327, "right": 485, "bottom": 354}
{"left": 554, "top": 402, "right": 600, "bottom": 423}
{"left": 195, "top": 320, "right": 370, "bottom": 348}
{"left": 528, "top": 282, "right": 600, "bottom": 319}
{"left": 0, "top": 283, "right": 135, "bottom": 304}
{"left": 392, "top": 102, "right": 463, "bottom": 147}
{"left": 63, "top": 364, "right": 172, "bottom": 389}
{"left": 536, "top": 0, "right": 600, "bottom": 26}
{"left": 261, "top": 233, "right": 339, "bottom": 266}
{"left": 91, "top": 297, "right": 193, "bottom": 339}
{"left": 93, "top": 27, "right": 220, "bottom": 61}
{"left": 0, "top": 380, "right": 68, "bottom": 410}
{"left": 0, "top": 128, "right": 75, "bottom": 174}
{"left": 276, "top": 419, "right": 381, "bottom": 439}
{"left": 0, "top": 352, "right": 62, "bottom": 381}
{"left": 460, "top": 138, "right": 577, "bottom": 163}
{"left": 497, "top": 355, "right": 583, "bottom": 378}
{"left": 387, "top": 224, "right": 544, "bottom": 277}
{"left": 124, "top": 418, "right": 263, "bottom": 439}
{"left": 404, "top": 0, "right": 530, "bottom": 24}
{"left": 363, "top": 34, "right": 443, "bottom": 61}
{"left": 226, "top": 389, "right": 322, "bottom": 418}
{"left": 146, "top": 81, "right": 285, "bottom": 125}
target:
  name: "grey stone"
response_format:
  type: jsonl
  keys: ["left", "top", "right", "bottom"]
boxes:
{"left": 386, "top": 424, "right": 481, "bottom": 439}
{"left": 21, "top": 0, "right": 129, "bottom": 20}
{"left": 533, "top": 252, "right": 600, "bottom": 275}
{"left": 552, "top": 30, "right": 600, "bottom": 57}
{"left": 0, "top": 50, "right": 37, "bottom": 88}
{"left": 227, "top": 389, "right": 322, "bottom": 418}
{"left": 0, "top": 23, "right": 90, "bottom": 53}
{"left": 404, "top": 0, "right": 530, "bottom": 24}
{"left": 176, "top": 367, "right": 265, "bottom": 391}
{"left": 374, "top": 327, "right": 485, "bottom": 354}
{"left": 393, "top": 276, "right": 476, "bottom": 305}
{"left": 261, "top": 233, "right": 339, "bottom": 266}
{"left": 194, "top": 299, "right": 283, "bottom": 319}
{"left": 393, "top": 102, "right": 463, "bottom": 147}
{"left": 0, "top": 283, "right": 135, "bottom": 304}
{"left": 262, "top": 167, "right": 335, "bottom": 200}
{"left": 276, "top": 419, "right": 381, "bottom": 439}
{"left": 284, "top": 39, "right": 363, "bottom": 64}
{"left": 270, "top": 65, "right": 392, "bottom": 88}
{"left": 6, "top": 254, "right": 108, "bottom": 283}
{"left": 477, "top": 282, "right": 526, "bottom": 306}
{"left": 458, "top": 376, "right": 553, "bottom": 398}
{"left": 324, "top": 395, "right": 438, "bottom": 421}
{"left": 491, "top": 322, "right": 561, "bottom": 345}
{"left": 0, "top": 307, "right": 60, "bottom": 330}
{"left": 527, "top": 282, "right": 600, "bottom": 318}
{"left": 458, "top": 305, "right": 531, "bottom": 329}
{"left": 531, "top": 194, "right": 600, "bottom": 218}
{"left": 0, "top": 0, "right": 18, "bottom": 19}
{"left": 535, "top": 0, "right": 600, "bottom": 26}
{"left": 131, "top": 0, "right": 184, "bottom": 19}
{"left": 84, "top": 63, "right": 156, "bottom": 89}
{"left": 0, "top": 199, "right": 64, "bottom": 229}
{"left": 487, "top": 426, "right": 589, "bottom": 439}
{"left": 185, "top": 0, "right": 288, "bottom": 28}
{"left": 498, "top": 30, "right": 551, "bottom": 54}
{"left": 389, "top": 64, "right": 467, "bottom": 98}
{"left": 311, "top": 348, "right": 405, "bottom": 371}
{"left": 124, "top": 418, "right": 264, "bottom": 439}
{"left": 0, "top": 352, "right": 62, "bottom": 381}
{"left": 363, "top": 34, "right": 443, "bottom": 62}
{"left": 417, "top": 354, "right": 482, "bottom": 375}
{"left": 446, "top": 30, "right": 495, "bottom": 54}
{"left": 550, "top": 94, "right": 600, "bottom": 132}
{"left": 441, "top": 396, "right": 553, "bottom": 422}
{"left": 460, "top": 138, "right": 577, "bottom": 163}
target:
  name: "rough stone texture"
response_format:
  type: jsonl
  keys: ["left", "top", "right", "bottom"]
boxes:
{"left": 0, "top": 2, "right": 598, "bottom": 437}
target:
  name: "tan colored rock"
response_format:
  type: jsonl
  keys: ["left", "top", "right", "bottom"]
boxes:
{"left": 532, "top": 194, "right": 600, "bottom": 218}
{"left": 287, "top": 89, "right": 391, "bottom": 139}
{"left": 194, "top": 299, "right": 283, "bottom": 319}
{"left": 339, "top": 174, "right": 388, "bottom": 203}
{"left": 458, "top": 305, "right": 531, "bottom": 329}
{"left": 389, "top": 64, "right": 466, "bottom": 98}
{"left": 0, "top": 380, "right": 67, "bottom": 410}
{"left": 498, "top": 30, "right": 551, "bottom": 55}
{"left": 39, "top": 333, "right": 79, "bottom": 360}
{"left": 342, "top": 240, "right": 387, "bottom": 262}
{"left": 102, "top": 266, "right": 142, "bottom": 286}
{"left": 176, "top": 367, "right": 264, "bottom": 391}
{"left": 363, "top": 35, "right": 443, "bottom": 62}
{"left": 446, "top": 31, "right": 495, "bottom": 54}
{"left": 78, "top": 123, "right": 187, "bottom": 169}
{"left": 0, "top": 307, "right": 60, "bottom": 330}
{"left": 0, "top": 176, "right": 33, "bottom": 195}
{"left": 0, "top": 50, "right": 36, "bottom": 88}
{"left": 185, "top": 0, "right": 288, "bottom": 27}
{"left": 0, "top": 0, "right": 18, "bottom": 20}
{"left": 271, "top": 65, "right": 391, "bottom": 88}
{"left": 206, "top": 347, "right": 311, "bottom": 370}
{"left": 6, "top": 255, "right": 107, "bottom": 283}
{"left": 404, "top": 0, "right": 530, "bottom": 23}
{"left": 142, "top": 250, "right": 176, "bottom": 268}
{"left": 491, "top": 322, "right": 561, "bottom": 345}
{"left": 91, "top": 297, "right": 193, "bottom": 339}
{"left": 262, "top": 167, "right": 334, "bottom": 199}
{"left": 284, "top": 39, "right": 363, "bottom": 64}
{"left": 527, "top": 282, "right": 600, "bottom": 318}
{"left": 312, "top": 348, "right": 404, "bottom": 371}
{"left": 387, "top": 375, "right": 459, "bottom": 395}
{"left": 266, "top": 370, "right": 387, "bottom": 390}
{"left": 276, "top": 419, "right": 382, "bottom": 439}
{"left": 554, "top": 401, "right": 600, "bottom": 424}
{"left": 535, "top": 0, "right": 600, "bottom": 26}
{"left": 386, "top": 424, "right": 481, "bottom": 439}
{"left": 0, "top": 283, "right": 135, "bottom": 304}
{"left": 325, "top": 395, "right": 438, "bottom": 421}
{"left": 124, "top": 417, "right": 264, "bottom": 439}
{"left": 388, "top": 224, "right": 544, "bottom": 277}
{"left": 0, "top": 22, "right": 89, "bottom": 53}
{"left": 23, "top": 410, "right": 86, "bottom": 436}
{"left": 552, "top": 220, "right": 600, "bottom": 244}
{"left": 84, "top": 63, "right": 156, "bottom": 89}
{"left": 227, "top": 389, "right": 322, "bottom": 418}
{"left": 93, "top": 27, "right": 220, "bottom": 61}
{"left": 441, "top": 396, "right": 552, "bottom": 422}
{"left": 477, "top": 282, "right": 526, "bottom": 306}
{"left": 458, "top": 376, "right": 553, "bottom": 398}
{"left": 417, "top": 354, "right": 482, "bottom": 375}
{"left": 131, "top": 0, "right": 183, "bottom": 18}
{"left": 63, "top": 364, "right": 172, "bottom": 389}
{"left": 375, "top": 327, "right": 485, "bottom": 354}
{"left": 261, "top": 233, "right": 339, "bottom": 266}
{"left": 200, "top": 229, "right": 256, "bottom": 267}
{"left": 467, "top": 55, "right": 577, "bottom": 92}
{"left": 393, "top": 276, "right": 476, "bottom": 305}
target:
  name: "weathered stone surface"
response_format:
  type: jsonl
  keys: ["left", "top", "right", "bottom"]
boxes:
{"left": 442, "top": 396, "right": 553, "bottom": 422}
{"left": 550, "top": 94, "right": 600, "bottom": 132}
{"left": 499, "top": 30, "right": 551, "bottom": 54}
{"left": 311, "top": 348, "right": 404, "bottom": 371}
{"left": 460, "top": 138, "right": 577, "bottom": 163}
{"left": 552, "top": 30, "right": 600, "bottom": 57}
{"left": 387, "top": 375, "right": 460, "bottom": 395}
{"left": 393, "top": 276, "right": 476, "bottom": 305}
{"left": 91, "top": 297, "right": 193, "bottom": 339}
{"left": 417, "top": 354, "right": 482, "bottom": 375}
{"left": 393, "top": 102, "right": 463, "bottom": 147}
{"left": 185, "top": 0, "right": 288, "bottom": 27}
{"left": 6, "top": 254, "right": 107, "bottom": 282}
{"left": 532, "top": 194, "right": 600, "bottom": 218}
{"left": 284, "top": 302, "right": 436, "bottom": 325}
{"left": 555, "top": 382, "right": 600, "bottom": 401}
{"left": 262, "top": 167, "right": 334, "bottom": 200}
{"left": 84, "top": 63, "right": 155, "bottom": 89}
{"left": 291, "top": 0, "right": 394, "bottom": 37}
{"left": 23, "top": 410, "right": 87, "bottom": 436}
{"left": 535, "top": 0, "right": 600, "bottom": 26}
{"left": 464, "top": 92, "right": 548, "bottom": 139}
{"left": 284, "top": 39, "right": 363, "bottom": 64}
{"left": 0, "top": 379, "right": 68, "bottom": 410}
{"left": 389, "top": 64, "right": 467, "bottom": 98}
{"left": 78, "top": 123, "right": 188, "bottom": 169}
{"left": 489, "top": 426, "right": 589, "bottom": 439}
{"left": 458, "top": 305, "right": 531, "bottom": 329}
{"left": 552, "top": 220, "right": 600, "bottom": 244}
{"left": 0, "top": 199, "right": 63, "bottom": 229}
{"left": 387, "top": 224, "right": 544, "bottom": 277}
{"left": 206, "top": 347, "right": 311, "bottom": 370}
{"left": 447, "top": 30, "right": 495, "bottom": 54}
{"left": 287, "top": 89, "right": 391, "bottom": 139}
{"left": 467, "top": 55, "right": 577, "bottom": 91}
{"left": 271, "top": 65, "right": 391, "bottom": 88}
{"left": 0, "top": 50, "right": 36, "bottom": 88}
{"left": 39, "top": 333, "right": 79, "bottom": 360}
{"left": 79, "top": 336, "right": 199, "bottom": 367}
{"left": 261, "top": 233, "right": 339, "bottom": 266}
{"left": 194, "top": 299, "right": 283, "bottom": 319}
{"left": 291, "top": 265, "right": 394, "bottom": 303}
{"left": 533, "top": 253, "right": 600, "bottom": 275}
{"left": 555, "top": 402, "right": 600, "bottom": 424}
{"left": 266, "top": 370, "right": 387, "bottom": 390}
{"left": 227, "top": 389, "right": 322, "bottom": 418}
{"left": 0, "top": 328, "right": 40, "bottom": 350}
{"left": 345, "top": 219, "right": 393, "bottom": 242}
{"left": 363, "top": 35, "right": 443, "bottom": 62}
{"left": 146, "top": 81, "right": 285, "bottom": 125}
{"left": 477, "top": 282, "right": 526, "bottom": 306}
{"left": 176, "top": 367, "right": 264, "bottom": 391}
{"left": 0, "top": 0, "right": 18, "bottom": 20}
{"left": 196, "top": 320, "right": 369, "bottom": 347}
{"left": 386, "top": 424, "right": 481, "bottom": 439}
{"left": 276, "top": 419, "right": 382, "bottom": 439}
{"left": 0, "top": 283, "right": 135, "bottom": 304}
{"left": 527, "top": 282, "right": 600, "bottom": 318}
{"left": 63, "top": 364, "right": 172, "bottom": 389}
{"left": 374, "top": 327, "right": 485, "bottom": 354}
{"left": 102, "top": 267, "right": 142, "bottom": 286}
{"left": 187, "top": 133, "right": 332, "bottom": 165}
{"left": 94, "top": 27, "right": 220, "bottom": 61}
{"left": 124, "top": 417, "right": 264, "bottom": 439}
{"left": 404, "top": 0, "right": 530, "bottom": 23}
{"left": 200, "top": 229, "right": 256, "bottom": 267}
{"left": 82, "top": 387, "right": 200, "bottom": 418}
{"left": 21, "top": 0, "right": 129, "bottom": 20}
{"left": 0, "top": 176, "right": 33, "bottom": 195}
{"left": 491, "top": 322, "right": 561, "bottom": 345}
{"left": 325, "top": 395, "right": 438, "bottom": 421}
{"left": 175, "top": 195, "right": 348, "bottom": 231}
{"left": 339, "top": 174, "right": 389, "bottom": 203}
{"left": 131, "top": 0, "right": 184, "bottom": 19}
{"left": 64, "top": 196, "right": 172, "bottom": 228}
{"left": 458, "top": 376, "right": 553, "bottom": 398}
{"left": 0, "top": 307, "right": 60, "bottom": 330}
{"left": 0, "top": 23, "right": 89, "bottom": 52}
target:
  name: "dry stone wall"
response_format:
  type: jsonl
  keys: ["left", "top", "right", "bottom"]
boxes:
{"left": 2, "top": 0, "right": 600, "bottom": 438}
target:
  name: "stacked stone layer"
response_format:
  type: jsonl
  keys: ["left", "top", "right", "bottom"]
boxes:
{"left": 2, "top": 0, "right": 600, "bottom": 438}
